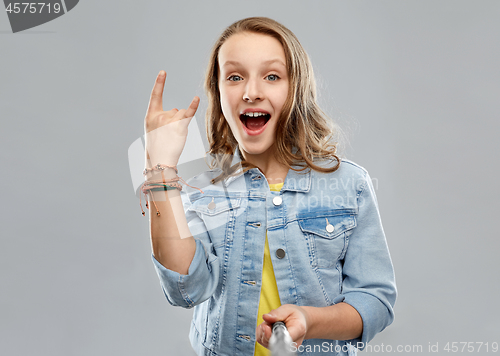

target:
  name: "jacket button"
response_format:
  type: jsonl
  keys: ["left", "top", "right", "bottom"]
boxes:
{"left": 276, "top": 248, "right": 286, "bottom": 259}
{"left": 208, "top": 197, "right": 216, "bottom": 210}
{"left": 326, "top": 224, "right": 335, "bottom": 233}
{"left": 272, "top": 196, "right": 282, "bottom": 206}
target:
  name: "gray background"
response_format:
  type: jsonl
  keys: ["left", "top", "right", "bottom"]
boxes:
{"left": 1, "top": 1, "right": 499, "bottom": 355}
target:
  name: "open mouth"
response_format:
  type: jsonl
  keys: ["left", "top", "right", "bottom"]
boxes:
{"left": 239, "top": 112, "right": 271, "bottom": 131}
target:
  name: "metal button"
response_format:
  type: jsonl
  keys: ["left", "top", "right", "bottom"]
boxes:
{"left": 276, "top": 248, "right": 286, "bottom": 259}
{"left": 208, "top": 201, "right": 216, "bottom": 210}
{"left": 272, "top": 196, "right": 282, "bottom": 206}
{"left": 326, "top": 224, "right": 335, "bottom": 233}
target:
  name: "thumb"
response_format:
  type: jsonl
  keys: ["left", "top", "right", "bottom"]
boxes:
{"left": 263, "top": 308, "right": 289, "bottom": 323}
{"left": 262, "top": 313, "right": 278, "bottom": 324}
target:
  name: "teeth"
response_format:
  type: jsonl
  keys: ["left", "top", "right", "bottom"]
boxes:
{"left": 243, "top": 112, "right": 267, "bottom": 117}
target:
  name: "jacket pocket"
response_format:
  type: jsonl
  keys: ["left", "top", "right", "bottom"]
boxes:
{"left": 298, "top": 210, "right": 356, "bottom": 268}
{"left": 188, "top": 196, "right": 242, "bottom": 248}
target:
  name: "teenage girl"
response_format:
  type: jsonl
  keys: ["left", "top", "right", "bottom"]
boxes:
{"left": 141, "top": 17, "right": 396, "bottom": 356}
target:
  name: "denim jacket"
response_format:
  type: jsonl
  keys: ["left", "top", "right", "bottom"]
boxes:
{"left": 152, "top": 154, "right": 396, "bottom": 356}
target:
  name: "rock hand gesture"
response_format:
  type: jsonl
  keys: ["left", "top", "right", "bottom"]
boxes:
{"left": 144, "top": 70, "right": 200, "bottom": 167}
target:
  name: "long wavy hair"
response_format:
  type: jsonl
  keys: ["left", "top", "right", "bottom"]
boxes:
{"left": 204, "top": 17, "right": 340, "bottom": 183}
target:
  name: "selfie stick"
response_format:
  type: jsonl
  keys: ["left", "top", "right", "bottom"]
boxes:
{"left": 269, "top": 321, "right": 297, "bottom": 356}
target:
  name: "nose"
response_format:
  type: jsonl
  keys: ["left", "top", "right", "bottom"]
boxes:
{"left": 243, "top": 78, "right": 263, "bottom": 102}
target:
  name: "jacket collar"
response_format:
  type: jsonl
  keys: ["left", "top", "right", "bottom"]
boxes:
{"left": 223, "top": 146, "right": 311, "bottom": 193}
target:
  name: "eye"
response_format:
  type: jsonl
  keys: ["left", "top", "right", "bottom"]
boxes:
{"left": 228, "top": 75, "right": 243, "bottom": 82}
{"left": 266, "top": 74, "right": 280, "bottom": 81}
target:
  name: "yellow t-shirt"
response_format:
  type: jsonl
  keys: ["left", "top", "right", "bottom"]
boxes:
{"left": 254, "top": 182, "right": 284, "bottom": 356}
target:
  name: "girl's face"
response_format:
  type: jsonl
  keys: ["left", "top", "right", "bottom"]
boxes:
{"left": 218, "top": 32, "right": 289, "bottom": 161}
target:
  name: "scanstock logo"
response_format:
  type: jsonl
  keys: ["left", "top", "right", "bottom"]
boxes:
{"left": 3, "top": 0, "right": 79, "bottom": 33}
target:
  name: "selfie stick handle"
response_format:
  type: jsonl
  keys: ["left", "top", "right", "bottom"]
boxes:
{"left": 269, "top": 321, "right": 297, "bottom": 356}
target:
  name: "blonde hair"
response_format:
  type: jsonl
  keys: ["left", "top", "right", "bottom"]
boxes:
{"left": 204, "top": 17, "right": 340, "bottom": 183}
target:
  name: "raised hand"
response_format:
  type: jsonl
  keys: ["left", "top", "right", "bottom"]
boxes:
{"left": 144, "top": 70, "right": 200, "bottom": 167}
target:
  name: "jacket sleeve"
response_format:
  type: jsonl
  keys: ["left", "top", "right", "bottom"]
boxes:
{"left": 151, "top": 191, "right": 220, "bottom": 309}
{"left": 340, "top": 171, "right": 397, "bottom": 349}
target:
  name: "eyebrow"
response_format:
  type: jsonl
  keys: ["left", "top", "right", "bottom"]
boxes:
{"left": 220, "top": 58, "right": 286, "bottom": 68}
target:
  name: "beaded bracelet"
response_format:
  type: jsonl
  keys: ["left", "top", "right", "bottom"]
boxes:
{"left": 143, "top": 163, "right": 178, "bottom": 176}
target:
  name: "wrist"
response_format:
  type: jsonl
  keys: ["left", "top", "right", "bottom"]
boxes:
{"left": 146, "top": 154, "right": 179, "bottom": 168}
{"left": 301, "top": 306, "right": 317, "bottom": 340}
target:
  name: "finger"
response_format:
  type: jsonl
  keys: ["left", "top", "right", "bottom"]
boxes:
{"left": 165, "top": 108, "right": 179, "bottom": 116}
{"left": 148, "top": 70, "right": 166, "bottom": 113}
{"left": 256, "top": 325, "right": 264, "bottom": 346}
{"left": 261, "top": 324, "right": 271, "bottom": 348}
{"left": 262, "top": 313, "right": 278, "bottom": 323}
{"left": 262, "top": 323, "right": 273, "bottom": 340}
{"left": 184, "top": 96, "right": 200, "bottom": 119}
